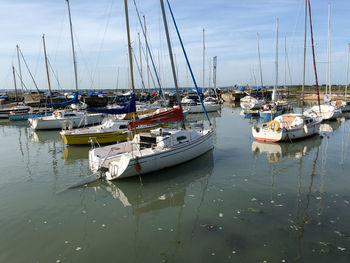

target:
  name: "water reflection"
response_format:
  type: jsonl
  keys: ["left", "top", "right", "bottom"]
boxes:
{"left": 252, "top": 136, "right": 322, "bottom": 162}
{"left": 30, "top": 130, "right": 62, "bottom": 143}
{"left": 89, "top": 150, "right": 214, "bottom": 212}
{"left": 319, "top": 120, "right": 341, "bottom": 133}
{"left": 61, "top": 146, "right": 90, "bottom": 163}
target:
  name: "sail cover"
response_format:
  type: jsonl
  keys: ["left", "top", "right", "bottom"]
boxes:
{"left": 47, "top": 92, "right": 79, "bottom": 108}
{"left": 128, "top": 105, "right": 184, "bottom": 130}
{"left": 87, "top": 94, "right": 136, "bottom": 114}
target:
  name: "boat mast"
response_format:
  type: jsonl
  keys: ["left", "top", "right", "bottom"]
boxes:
{"left": 42, "top": 34, "right": 53, "bottom": 104}
{"left": 327, "top": 4, "right": 332, "bottom": 96}
{"left": 307, "top": 0, "right": 321, "bottom": 111}
{"left": 202, "top": 28, "right": 205, "bottom": 90}
{"left": 301, "top": 0, "right": 307, "bottom": 111}
{"left": 346, "top": 44, "right": 350, "bottom": 101}
{"left": 257, "top": 33, "right": 264, "bottom": 91}
{"left": 12, "top": 65, "right": 18, "bottom": 101}
{"left": 66, "top": 0, "right": 79, "bottom": 93}
{"left": 159, "top": 0, "right": 183, "bottom": 123}
{"left": 213, "top": 56, "right": 219, "bottom": 100}
{"left": 284, "top": 37, "right": 287, "bottom": 90}
{"left": 272, "top": 18, "right": 279, "bottom": 102}
{"left": 143, "top": 16, "right": 150, "bottom": 92}
{"left": 138, "top": 32, "right": 143, "bottom": 93}
{"left": 16, "top": 45, "right": 24, "bottom": 93}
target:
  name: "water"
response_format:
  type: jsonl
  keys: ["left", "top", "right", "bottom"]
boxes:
{"left": 1, "top": 105, "right": 350, "bottom": 263}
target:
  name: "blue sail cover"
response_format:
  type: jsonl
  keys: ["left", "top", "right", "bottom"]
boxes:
{"left": 87, "top": 94, "right": 136, "bottom": 114}
{"left": 47, "top": 92, "right": 79, "bottom": 108}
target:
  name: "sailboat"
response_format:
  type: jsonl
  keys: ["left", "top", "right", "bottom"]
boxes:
{"left": 331, "top": 44, "right": 350, "bottom": 112}
{"left": 87, "top": 0, "right": 213, "bottom": 180}
{"left": 259, "top": 19, "right": 286, "bottom": 120}
{"left": 252, "top": 1, "right": 322, "bottom": 142}
{"left": 303, "top": 4, "right": 341, "bottom": 121}
{"left": 28, "top": 0, "right": 104, "bottom": 130}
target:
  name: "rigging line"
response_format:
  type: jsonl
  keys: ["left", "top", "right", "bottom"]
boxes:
{"left": 47, "top": 59, "right": 63, "bottom": 90}
{"left": 72, "top": 29, "right": 95, "bottom": 88}
{"left": 140, "top": 44, "right": 158, "bottom": 90}
{"left": 166, "top": 0, "right": 211, "bottom": 125}
{"left": 132, "top": 52, "right": 146, "bottom": 91}
{"left": 286, "top": 46, "right": 293, "bottom": 85}
{"left": 90, "top": 0, "right": 115, "bottom": 89}
{"left": 53, "top": 6, "right": 66, "bottom": 67}
{"left": 14, "top": 68, "right": 29, "bottom": 92}
{"left": 18, "top": 47, "right": 40, "bottom": 93}
{"left": 132, "top": 0, "right": 167, "bottom": 105}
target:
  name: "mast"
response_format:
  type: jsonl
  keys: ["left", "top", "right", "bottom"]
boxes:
{"left": 327, "top": 4, "right": 332, "bottom": 96}
{"left": 213, "top": 56, "right": 219, "bottom": 100}
{"left": 159, "top": 0, "right": 183, "bottom": 114}
{"left": 66, "top": 0, "right": 79, "bottom": 93}
{"left": 202, "top": 28, "right": 205, "bottom": 90}
{"left": 257, "top": 33, "right": 264, "bottom": 90}
{"left": 272, "top": 18, "right": 279, "bottom": 102}
{"left": 124, "top": 0, "right": 135, "bottom": 93}
{"left": 284, "top": 37, "right": 287, "bottom": 89}
{"left": 42, "top": 34, "right": 53, "bottom": 104}
{"left": 308, "top": 0, "right": 321, "bottom": 111}
{"left": 143, "top": 16, "right": 150, "bottom": 92}
{"left": 138, "top": 32, "right": 143, "bottom": 93}
{"left": 346, "top": 44, "right": 350, "bottom": 101}
{"left": 12, "top": 65, "right": 18, "bottom": 101}
{"left": 16, "top": 45, "right": 24, "bottom": 92}
{"left": 301, "top": 0, "right": 307, "bottom": 111}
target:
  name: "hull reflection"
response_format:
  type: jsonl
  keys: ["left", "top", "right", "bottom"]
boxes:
{"left": 90, "top": 150, "right": 214, "bottom": 212}
{"left": 252, "top": 136, "right": 322, "bottom": 162}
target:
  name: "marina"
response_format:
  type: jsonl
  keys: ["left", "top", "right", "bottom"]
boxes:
{"left": 1, "top": 0, "right": 350, "bottom": 262}
{"left": 1, "top": 105, "right": 350, "bottom": 262}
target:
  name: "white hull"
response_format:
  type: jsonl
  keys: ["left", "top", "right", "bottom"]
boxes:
{"left": 304, "top": 104, "right": 342, "bottom": 121}
{"left": 89, "top": 129, "right": 214, "bottom": 180}
{"left": 252, "top": 114, "right": 321, "bottom": 142}
{"left": 185, "top": 103, "right": 220, "bottom": 113}
{"left": 29, "top": 113, "right": 104, "bottom": 130}
{"left": 240, "top": 96, "right": 263, "bottom": 110}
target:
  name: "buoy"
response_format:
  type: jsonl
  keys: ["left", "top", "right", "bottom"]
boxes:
{"left": 268, "top": 120, "right": 280, "bottom": 131}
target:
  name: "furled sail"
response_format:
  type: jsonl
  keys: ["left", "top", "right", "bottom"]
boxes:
{"left": 87, "top": 94, "right": 136, "bottom": 114}
{"left": 47, "top": 92, "right": 79, "bottom": 108}
{"left": 128, "top": 105, "right": 184, "bottom": 130}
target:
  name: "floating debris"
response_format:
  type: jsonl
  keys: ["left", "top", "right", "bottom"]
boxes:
{"left": 219, "top": 213, "right": 224, "bottom": 217}
{"left": 275, "top": 204, "right": 284, "bottom": 207}
{"left": 344, "top": 200, "right": 349, "bottom": 204}
{"left": 75, "top": 247, "right": 82, "bottom": 251}
{"left": 251, "top": 198, "right": 257, "bottom": 202}
{"left": 82, "top": 210, "right": 86, "bottom": 214}
{"left": 188, "top": 194, "right": 195, "bottom": 198}
{"left": 316, "top": 197, "right": 322, "bottom": 200}
{"left": 232, "top": 250, "right": 237, "bottom": 254}
{"left": 102, "top": 224, "right": 106, "bottom": 228}
{"left": 337, "top": 246, "right": 346, "bottom": 251}
{"left": 211, "top": 252, "right": 215, "bottom": 256}
{"left": 56, "top": 260, "right": 61, "bottom": 263}
{"left": 158, "top": 227, "right": 163, "bottom": 231}
{"left": 64, "top": 241, "right": 69, "bottom": 244}
{"left": 334, "top": 230, "right": 343, "bottom": 237}
{"left": 248, "top": 207, "right": 263, "bottom": 214}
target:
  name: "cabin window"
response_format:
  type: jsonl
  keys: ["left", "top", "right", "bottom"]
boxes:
{"left": 119, "top": 125, "right": 127, "bottom": 129}
{"left": 64, "top": 114, "right": 76, "bottom": 117}
{"left": 176, "top": 136, "right": 187, "bottom": 142}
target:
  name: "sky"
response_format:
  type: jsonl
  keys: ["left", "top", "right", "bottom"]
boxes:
{"left": 0, "top": 0, "right": 349, "bottom": 92}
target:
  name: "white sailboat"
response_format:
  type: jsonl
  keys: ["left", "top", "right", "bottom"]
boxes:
{"left": 252, "top": 113, "right": 321, "bottom": 142}
{"left": 331, "top": 44, "right": 350, "bottom": 112}
{"left": 304, "top": 4, "right": 342, "bottom": 121}
{"left": 87, "top": 0, "right": 214, "bottom": 181}
{"left": 29, "top": 110, "right": 103, "bottom": 130}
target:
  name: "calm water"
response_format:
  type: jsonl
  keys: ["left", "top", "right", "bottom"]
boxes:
{"left": 1, "top": 105, "right": 350, "bottom": 263}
